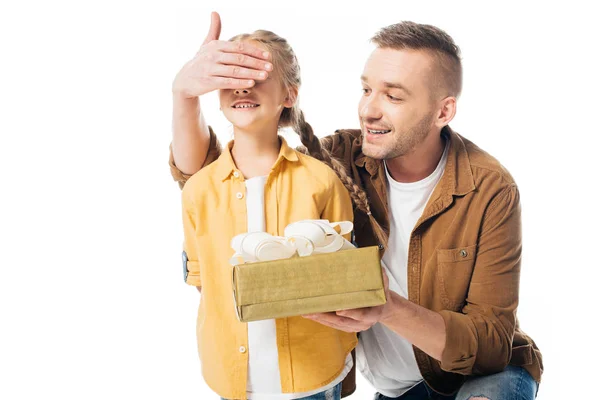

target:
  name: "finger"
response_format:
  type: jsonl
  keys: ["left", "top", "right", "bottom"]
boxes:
{"left": 305, "top": 312, "right": 361, "bottom": 327}
{"left": 318, "top": 320, "right": 358, "bottom": 333}
{"left": 208, "top": 77, "right": 255, "bottom": 90}
{"left": 201, "top": 11, "right": 222, "bottom": 46}
{"left": 303, "top": 315, "right": 352, "bottom": 331}
{"left": 336, "top": 308, "right": 367, "bottom": 320}
{"left": 216, "top": 41, "right": 272, "bottom": 64}
{"left": 212, "top": 64, "right": 269, "bottom": 81}
{"left": 303, "top": 312, "right": 337, "bottom": 319}
{"left": 338, "top": 307, "right": 380, "bottom": 324}
{"left": 307, "top": 314, "right": 369, "bottom": 332}
{"left": 216, "top": 52, "right": 273, "bottom": 73}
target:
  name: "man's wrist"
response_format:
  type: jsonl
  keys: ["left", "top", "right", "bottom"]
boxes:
{"left": 380, "top": 291, "right": 399, "bottom": 324}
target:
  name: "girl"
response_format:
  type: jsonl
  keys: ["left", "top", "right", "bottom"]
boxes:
{"left": 178, "top": 29, "right": 383, "bottom": 400}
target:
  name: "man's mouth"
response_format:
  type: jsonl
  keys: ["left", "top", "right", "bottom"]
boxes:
{"left": 365, "top": 126, "right": 391, "bottom": 135}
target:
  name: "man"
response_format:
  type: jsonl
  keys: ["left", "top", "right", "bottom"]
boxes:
{"left": 170, "top": 12, "right": 543, "bottom": 400}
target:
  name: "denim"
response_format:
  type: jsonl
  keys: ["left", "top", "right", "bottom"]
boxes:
{"left": 223, "top": 382, "right": 342, "bottom": 400}
{"left": 299, "top": 382, "right": 342, "bottom": 400}
{"left": 373, "top": 365, "right": 538, "bottom": 400}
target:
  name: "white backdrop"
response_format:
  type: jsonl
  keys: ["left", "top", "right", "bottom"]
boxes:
{"left": 1, "top": 1, "right": 598, "bottom": 399}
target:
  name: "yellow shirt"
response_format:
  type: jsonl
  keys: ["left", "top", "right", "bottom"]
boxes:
{"left": 181, "top": 137, "right": 358, "bottom": 400}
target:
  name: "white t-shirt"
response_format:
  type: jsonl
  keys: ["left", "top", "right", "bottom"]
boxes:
{"left": 244, "top": 176, "right": 352, "bottom": 400}
{"left": 357, "top": 143, "right": 449, "bottom": 398}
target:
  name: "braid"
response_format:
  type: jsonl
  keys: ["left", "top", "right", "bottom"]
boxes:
{"left": 295, "top": 111, "right": 388, "bottom": 248}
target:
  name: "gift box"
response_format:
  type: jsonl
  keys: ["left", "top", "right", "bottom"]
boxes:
{"left": 231, "top": 246, "right": 385, "bottom": 322}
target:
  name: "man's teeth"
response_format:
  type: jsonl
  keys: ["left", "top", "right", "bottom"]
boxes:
{"left": 233, "top": 104, "right": 259, "bottom": 108}
{"left": 368, "top": 129, "right": 391, "bottom": 134}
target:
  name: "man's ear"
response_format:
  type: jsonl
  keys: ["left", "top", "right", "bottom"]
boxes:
{"left": 284, "top": 86, "right": 299, "bottom": 108}
{"left": 434, "top": 96, "right": 457, "bottom": 128}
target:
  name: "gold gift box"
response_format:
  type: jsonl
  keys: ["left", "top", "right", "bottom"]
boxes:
{"left": 232, "top": 246, "right": 386, "bottom": 322}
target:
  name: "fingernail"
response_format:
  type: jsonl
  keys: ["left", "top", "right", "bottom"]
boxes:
{"left": 259, "top": 72, "right": 267, "bottom": 78}
{"left": 265, "top": 63, "right": 273, "bottom": 71}
{"left": 263, "top": 52, "right": 270, "bottom": 59}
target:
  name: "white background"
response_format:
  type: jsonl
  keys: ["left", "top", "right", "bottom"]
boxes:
{"left": 1, "top": 1, "right": 598, "bottom": 399}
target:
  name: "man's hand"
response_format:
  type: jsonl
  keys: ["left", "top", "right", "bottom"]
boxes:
{"left": 172, "top": 11, "right": 273, "bottom": 99}
{"left": 303, "top": 267, "right": 393, "bottom": 332}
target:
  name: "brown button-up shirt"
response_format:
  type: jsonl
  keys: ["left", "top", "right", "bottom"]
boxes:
{"left": 169, "top": 125, "right": 543, "bottom": 395}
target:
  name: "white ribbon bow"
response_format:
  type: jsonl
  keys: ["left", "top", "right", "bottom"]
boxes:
{"left": 228, "top": 219, "right": 355, "bottom": 266}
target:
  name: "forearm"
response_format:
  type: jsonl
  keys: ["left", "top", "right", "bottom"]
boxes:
{"left": 381, "top": 291, "right": 446, "bottom": 361}
{"left": 171, "top": 94, "right": 211, "bottom": 175}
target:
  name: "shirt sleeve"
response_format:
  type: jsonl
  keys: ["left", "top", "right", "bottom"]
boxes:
{"left": 438, "top": 184, "right": 522, "bottom": 375}
{"left": 181, "top": 186, "right": 201, "bottom": 287}
{"left": 169, "top": 126, "right": 222, "bottom": 190}
{"left": 295, "top": 129, "right": 360, "bottom": 170}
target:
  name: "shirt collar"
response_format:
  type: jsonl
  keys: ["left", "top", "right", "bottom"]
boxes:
{"left": 355, "top": 126, "right": 476, "bottom": 196}
{"left": 437, "top": 126, "right": 476, "bottom": 197}
{"left": 354, "top": 135, "right": 381, "bottom": 176}
{"left": 215, "top": 135, "right": 299, "bottom": 181}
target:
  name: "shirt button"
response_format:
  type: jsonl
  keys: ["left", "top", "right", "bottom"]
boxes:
{"left": 233, "top": 171, "right": 240, "bottom": 178}
{"left": 378, "top": 244, "right": 384, "bottom": 250}
{"left": 236, "top": 192, "right": 244, "bottom": 199}
{"left": 460, "top": 249, "right": 468, "bottom": 258}
{"left": 239, "top": 346, "right": 246, "bottom": 353}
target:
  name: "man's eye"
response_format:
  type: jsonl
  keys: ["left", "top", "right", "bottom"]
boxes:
{"left": 362, "top": 88, "right": 371, "bottom": 95}
{"left": 387, "top": 95, "right": 401, "bottom": 101}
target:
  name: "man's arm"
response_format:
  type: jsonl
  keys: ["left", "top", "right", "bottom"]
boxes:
{"left": 303, "top": 269, "right": 447, "bottom": 361}
{"left": 312, "top": 129, "right": 361, "bottom": 168}
{"left": 306, "top": 184, "right": 522, "bottom": 375}
{"left": 436, "top": 184, "right": 521, "bottom": 375}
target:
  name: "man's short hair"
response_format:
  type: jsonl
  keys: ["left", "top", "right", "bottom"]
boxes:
{"left": 371, "top": 22, "right": 463, "bottom": 98}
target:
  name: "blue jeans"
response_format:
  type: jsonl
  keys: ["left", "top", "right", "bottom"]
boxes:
{"left": 299, "top": 382, "right": 342, "bottom": 400}
{"left": 374, "top": 365, "right": 538, "bottom": 400}
{"left": 223, "top": 382, "right": 342, "bottom": 400}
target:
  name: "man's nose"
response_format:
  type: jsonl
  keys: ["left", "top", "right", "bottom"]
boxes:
{"left": 359, "top": 96, "right": 382, "bottom": 120}
{"left": 234, "top": 88, "right": 252, "bottom": 95}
